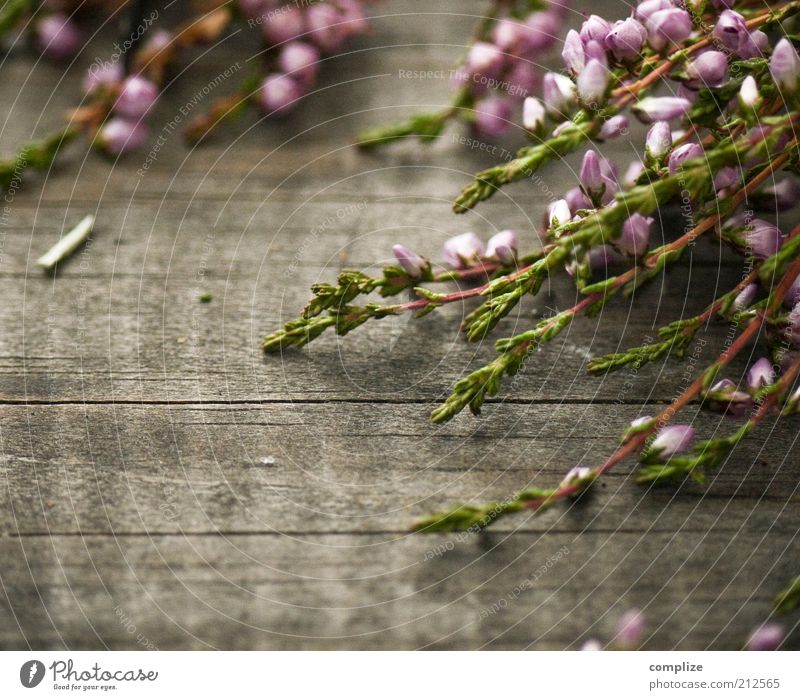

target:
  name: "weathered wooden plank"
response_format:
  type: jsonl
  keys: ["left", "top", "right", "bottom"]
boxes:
{"left": 1, "top": 402, "right": 797, "bottom": 534}
{"left": 1, "top": 532, "right": 797, "bottom": 650}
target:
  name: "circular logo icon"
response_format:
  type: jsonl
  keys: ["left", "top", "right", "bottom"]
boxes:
{"left": 20, "top": 660, "right": 45, "bottom": 688}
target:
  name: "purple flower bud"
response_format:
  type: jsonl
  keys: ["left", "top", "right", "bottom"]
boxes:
{"left": 633, "top": 96, "right": 692, "bottom": 123}
{"left": 580, "top": 150, "right": 603, "bottom": 197}
{"left": 714, "top": 166, "right": 741, "bottom": 192}
{"left": 505, "top": 61, "right": 538, "bottom": 97}
{"left": 645, "top": 121, "right": 672, "bottom": 159}
{"left": 737, "top": 29, "right": 768, "bottom": 59}
{"left": 651, "top": 425, "right": 695, "bottom": 457}
{"left": 36, "top": 13, "right": 82, "bottom": 61}
{"left": 630, "top": 415, "right": 653, "bottom": 430}
{"left": 771, "top": 38, "right": 800, "bottom": 94}
{"left": 486, "top": 230, "right": 518, "bottom": 264}
{"left": 619, "top": 213, "right": 653, "bottom": 257}
{"left": 564, "top": 186, "right": 590, "bottom": 212}
{"left": 523, "top": 11, "right": 560, "bottom": 54}
{"left": 605, "top": 18, "right": 647, "bottom": 63}
{"left": 560, "top": 465, "right": 592, "bottom": 488}
{"left": 306, "top": 4, "right": 348, "bottom": 52}
{"left": 493, "top": 15, "right": 554, "bottom": 57}
{"left": 562, "top": 30, "right": 585, "bottom": 75}
{"left": 258, "top": 73, "right": 304, "bottom": 115}
{"left": 616, "top": 609, "right": 645, "bottom": 648}
{"left": 392, "top": 244, "right": 427, "bottom": 278}
{"left": 746, "top": 623, "right": 785, "bottom": 651}
{"left": 522, "top": 97, "right": 546, "bottom": 132}
{"left": 624, "top": 160, "right": 645, "bottom": 187}
{"left": 761, "top": 177, "right": 800, "bottom": 211}
{"left": 668, "top": 143, "right": 704, "bottom": 174}
{"left": 734, "top": 283, "right": 758, "bottom": 311}
{"left": 443, "top": 232, "right": 484, "bottom": 268}
{"left": 635, "top": 0, "right": 673, "bottom": 24}
{"left": 784, "top": 275, "right": 800, "bottom": 308}
{"left": 278, "top": 41, "right": 320, "bottom": 87}
{"left": 713, "top": 10, "right": 747, "bottom": 51}
{"left": 82, "top": 61, "right": 123, "bottom": 94}
{"left": 467, "top": 41, "right": 506, "bottom": 81}
{"left": 98, "top": 118, "right": 150, "bottom": 155}
{"left": 599, "top": 114, "right": 628, "bottom": 140}
{"left": 576, "top": 59, "right": 609, "bottom": 106}
{"left": 686, "top": 51, "right": 728, "bottom": 88}
{"left": 646, "top": 8, "right": 692, "bottom": 52}
{"left": 599, "top": 174, "right": 618, "bottom": 205}
{"left": 745, "top": 219, "right": 783, "bottom": 259}
{"left": 548, "top": 199, "right": 571, "bottom": 228}
{"left": 115, "top": 75, "right": 159, "bottom": 119}
{"left": 261, "top": 6, "right": 305, "bottom": 45}
{"left": 583, "top": 40, "right": 608, "bottom": 67}
{"left": 472, "top": 97, "right": 512, "bottom": 139}
{"left": 588, "top": 244, "right": 622, "bottom": 269}
{"left": 706, "top": 378, "right": 753, "bottom": 416}
{"left": 739, "top": 75, "right": 760, "bottom": 109}
{"left": 599, "top": 156, "right": 618, "bottom": 182}
{"left": 580, "top": 15, "right": 611, "bottom": 44}
{"left": 542, "top": 72, "right": 576, "bottom": 116}
{"left": 747, "top": 357, "right": 776, "bottom": 392}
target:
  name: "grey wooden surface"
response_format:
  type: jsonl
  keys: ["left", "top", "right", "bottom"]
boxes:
{"left": 1, "top": 0, "right": 798, "bottom": 650}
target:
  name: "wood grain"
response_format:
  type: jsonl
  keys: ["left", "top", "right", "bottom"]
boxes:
{"left": 0, "top": 0, "right": 798, "bottom": 650}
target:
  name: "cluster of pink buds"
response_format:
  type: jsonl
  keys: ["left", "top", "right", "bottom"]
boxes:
{"left": 241, "top": 0, "right": 369, "bottom": 115}
{"left": 35, "top": 12, "right": 83, "bottom": 61}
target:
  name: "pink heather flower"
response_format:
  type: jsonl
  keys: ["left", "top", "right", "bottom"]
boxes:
{"left": 142, "top": 29, "right": 172, "bottom": 55}
{"left": 616, "top": 609, "right": 645, "bottom": 648}
{"left": 583, "top": 40, "right": 608, "bottom": 67}
{"left": 561, "top": 29, "right": 585, "bottom": 75}
{"left": 686, "top": 51, "right": 728, "bottom": 88}
{"left": 623, "top": 160, "right": 645, "bottom": 187}
{"left": 505, "top": 61, "right": 538, "bottom": 97}
{"left": 486, "top": 230, "right": 518, "bottom": 265}
{"left": 713, "top": 10, "right": 747, "bottom": 52}
{"left": 522, "top": 97, "right": 546, "bottom": 132}
{"left": 548, "top": 199, "right": 571, "bottom": 228}
{"left": 747, "top": 357, "right": 776, "bottom": 392}
{"left": 605, "top": 18, "right": 646, "bottom": 63}
{"left": 98, "top": 118, "right": 150, "bottom": 155}
{"left": 668, "top": 143, "right": 704, "bottom": 174}
{"left": 576, "top": 59, "right": 609, "bottom": 106}
{"left": 392, "top": 244, "right": 427, "bottom": 278}
{"left": 771, "top": 38, "right": 800, "bottom": 94}
{"left": 115, "top": 76, "right": 159, "bottom": 119}
{"left": 714, "top": 166, "right": 741, "bottom": 192}
{"left": 784, "top": 275, "right": 800, "bottom": 308}
{"left": 467, "top": 42, "right": 506, "bottom": 81}
{"left": 745, "top": 220, "right": 783, "bottom": 259}
{"left": 599, "top": 114, "right": 628, "bottom": 140}
{"left": 523, "top": 11, "right": 560, "bottom": 54}
{"left": 588, "top": 244, "right": 622, "bottom": 270}
{"left": 262, "top": 6, "right": 305, "bottom": 45}
{"left": 36, "top": 13, "right": 82, "bottom": 61}
{"left": 258, "top": 73, "right": 304, "bottom": 115}
{"left": 646, "top": 8, "right": 692, "bottom": 52}
{"left": 645, "top": 121, "right": 672, "bottom": 159}
{"left": 564, "top": 186, "right": 590, "bottom": 213}
{"left": 761, "top": 177, "right": 800, "bottom": 211}
{"left": 579, "top": 150, "right": 603, "bottom": 198}
{"left": 542, "top": 72, "right": 576, "bottom": 116}
{"left": 630, "top": 415, "right": 653, "bottom": 430}
{"left": 733, "top": 283, "right": 758, "bottom": 311}
{"left": 651, "top": 425, "right": 695, "bottom": 457}
{"left": 443, "top": 232, "right": 484, "bottom": 268}
{"left": 472, "top": 97, "right": 512, "bottom": 139}
{"left": 278, "top": 41, "right": 320, "bottom": 87}
{"left": 738, "top": 30, "right": 769, "bottom": 60}
{"left": 82, "top": 61, "right": 123, "bottom": 94}
{"left": 306, "top": 4, "right": 348, "bottom": 52}
{"left": 635, "top": 0, "right": 673, "bottom": 24}
{"left": 618, "top": 213, "right": 653, "bottom": 257}
{"left": 580, "top": 15, "right": 612, "bottom": 44}
{"left": 739, "top": 75, "right": 760, "bottom": 109}
{"left": 706, "top": 379, "right": 753, "bottom": 416}
{"left": 746, "top": 623, "right": 785, "bottom": 651}
{"left": 633, "top": 96, "right": 692, "bottom": 123}
{"left": 560, "top": 465, "right": 592, "bottom": 488}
